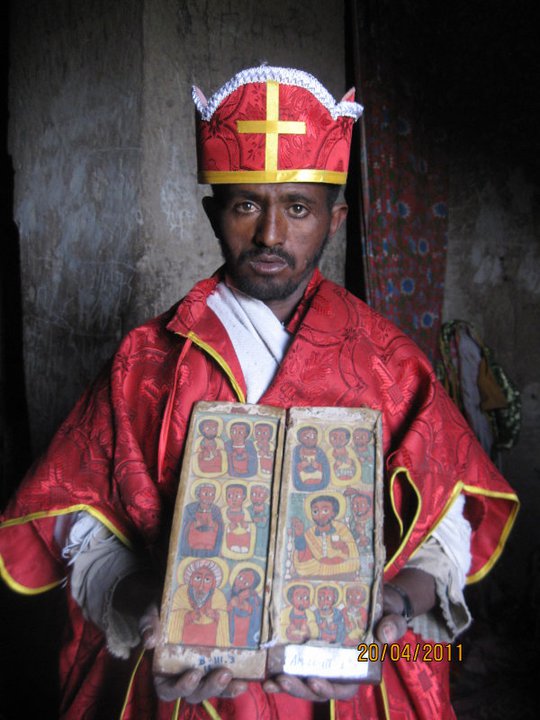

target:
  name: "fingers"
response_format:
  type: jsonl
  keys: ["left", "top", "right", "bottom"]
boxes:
{"left": 138, "top": 603, "right": 160, "bottom": 649}
{"left": 155, "top": 669, "right": 205, "bottom": 703}
{"left": 375, "top": 612, "right": 408, "bottom": 644}
{"left": 263, "top": 674, "right": 359, "bottom": 702}
{"left": 154, "top": 668, "right": 248, "bottom": 704}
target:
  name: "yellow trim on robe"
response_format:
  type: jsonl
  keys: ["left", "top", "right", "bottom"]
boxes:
{"left": 384, "top": 467, "right": 422, "bottom": 573}
{"left": 383, "top": 469, "right": 519, "bottom": 583}
{"left": 171, "top": 699, "right": 181, "bottom": 720}
{"left": 185, "top": 331, "right": 246, "bottom": 403}
{"left": 0, "top": 554, "right": 61, "bottom": 594}
{"left": 202, "top": 700, "right": 223, "bottom": 720}
{"left": 0, "top": 504, "right": 133, "bottom": 594}
{"left": 119, "top": 649, "right": 146, "bottom": 720}
{"left": 461, "top": 483, "right": 519, "bottom": 584}
{"left": 330, "top": 698, "right": 336, "bottom": 720}
{"left": 379, "top": 678, "right": 391, "bottom": 720}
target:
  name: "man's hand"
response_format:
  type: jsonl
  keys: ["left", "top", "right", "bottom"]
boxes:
{"left": 375, "top": 568, "right": 436, "bottom": 644}
{"left": 262, "top": 675, "right": 359, "bottom": 702}
{"left": 154, "top": 668, "right": 248, "bottom": 704}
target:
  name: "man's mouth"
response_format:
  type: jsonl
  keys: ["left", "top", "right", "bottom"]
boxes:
{"left": 240, "top": 248, "right": 295, "bottom": 276}
{"left": 248, "top": 253, "right": 290, "bottom": 275}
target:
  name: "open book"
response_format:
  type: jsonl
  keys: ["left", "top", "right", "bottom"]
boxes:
{"left": 154, "top": 402, "right": 384, "bottom": 682}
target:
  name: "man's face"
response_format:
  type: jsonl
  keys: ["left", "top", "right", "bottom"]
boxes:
{"left": 311, "top": 499, "right": 336, "bottom": 526}
{"left": 204, "top": 183, "right": 347, "bottom": 313}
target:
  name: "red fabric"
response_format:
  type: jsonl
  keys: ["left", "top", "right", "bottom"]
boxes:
{"left": 351, "top": 2, "right": 449, "bottom": 362}
{"left": 0, "top": 270, "right": 517, "bottom": 719}
{"left": 197, "top": 81, "right": 355, "bottom": 176}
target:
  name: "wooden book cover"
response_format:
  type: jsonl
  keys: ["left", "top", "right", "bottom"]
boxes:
{"left": 154, "top": 402, "right": 384, "bottom": 683}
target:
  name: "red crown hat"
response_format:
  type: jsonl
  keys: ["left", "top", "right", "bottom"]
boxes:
{"left": 193, "top": 65, "right": 363, "bottom": 185}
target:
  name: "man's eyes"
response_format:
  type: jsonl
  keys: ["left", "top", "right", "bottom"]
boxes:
{"left": 288, "top": 203, "right": 309, "bottom": 217}
{"left": 233, "top": 201, "right": 258, "bottom": 213}
{"left": 231, "top": 201, "right": 309, "bottom": 216}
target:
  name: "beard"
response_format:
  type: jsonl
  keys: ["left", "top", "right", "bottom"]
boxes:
{"left": 219, "top": 238, "right": 328, "bottom": 302}
{"left": 189, "top": 586, "right": 213, "bottom": 608}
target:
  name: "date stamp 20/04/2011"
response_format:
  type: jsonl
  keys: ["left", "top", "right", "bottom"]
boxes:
{"left": 357, "top": 642, "right": 463, "bottom": 663}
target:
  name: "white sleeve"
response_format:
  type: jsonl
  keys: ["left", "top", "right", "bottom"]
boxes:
{"left": 407, "top": 494, "right": 472, "bottom": 642}
{"left": 57, "top": 512, "right": 144, "bottom": 659}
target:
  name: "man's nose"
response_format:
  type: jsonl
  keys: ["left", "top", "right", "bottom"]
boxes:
{"left": 254, "top": 207, "right": 284, "bottom": 247}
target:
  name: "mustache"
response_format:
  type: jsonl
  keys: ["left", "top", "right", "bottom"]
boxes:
{"left": 237, "top": 247, "right": 296, "bottom": 269}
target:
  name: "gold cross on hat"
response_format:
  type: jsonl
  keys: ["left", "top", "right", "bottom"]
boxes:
{"left": 237, "top": 81, "right": 307, "bottom": 172}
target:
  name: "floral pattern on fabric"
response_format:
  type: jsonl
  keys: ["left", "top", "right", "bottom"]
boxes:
{"left": 351, "top": 1, "right": 449, "bottom": 362}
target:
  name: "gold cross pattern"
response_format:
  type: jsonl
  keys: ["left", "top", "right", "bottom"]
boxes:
{"left": 237, "top": 81, "right": 307, "bottom": 172}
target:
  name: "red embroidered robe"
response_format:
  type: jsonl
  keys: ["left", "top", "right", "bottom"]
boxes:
{"left": 0, "top": 270, "right": 518, "bottom": 720}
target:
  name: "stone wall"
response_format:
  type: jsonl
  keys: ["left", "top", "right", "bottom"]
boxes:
{"left": 9, "top": 0, "right": 346, "bottom": 455}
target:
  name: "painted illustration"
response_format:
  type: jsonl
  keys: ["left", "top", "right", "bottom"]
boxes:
{"left": 292, "top": 426, "right": 331, "bottom": 491}
{"left": 341, "top": 584, "right": 369, "bottom": 646}
{"left": 254, "top": 422, "right": 276, "bottom": 476}
{"left": 314, "top": 584, "right": 346, "bottom": 644}
{"left": 227, "top": 563, "right": 264, "bottom": 648}
{"left": 290, "top": 493, "right": 360, "bottom": 577}
{"left": 344, "top": 487, "right": 373, "bottom": 549}
{"left": 192, "top": 417, "right": 228, "bottom": 477}
{"left": 279, "top": 582, "right": 318, "bottom": 643}
{"left": 328, "top": 427, "right": 361, "bottom": 485}
{"left": 179, "top": 480, "right": 224, "bottom": 558}
{"left": 351, "top": 427, "right": 375, "bottom": 483}
{"left": 225, "top": 420, "right": 258, "bottom": 477}
{"left": 222, "top": 481, "right": 256, "bottom": 559}
{"left": 247, "top": 483, "right": 271, "bottom": 557}
{"left": 159, "top": 403, "right": 380, "bottom": 677}
{"left": 167, "top": 558, "right": 230, "bottom": 646}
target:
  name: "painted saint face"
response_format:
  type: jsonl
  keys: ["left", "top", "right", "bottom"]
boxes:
{"left": 189, "top": 566, "right": 217, "bottom": 605}
{"left": 311, "top": 499, "right": 337, "bottom": 526}
{"left": 201, "top": 419, "right": 219, "bottom": 438}
{"left": 255, "top": 424, "right": 272, "bottom": 442}
{"left": 230, "top": 423, "right": 249, "bottom": 442}
{"left": 233, "top": 569, "right": 257, "bottom": 594}
{"left": 250, "top": 485, "right": 269, "bottom": 504}
{"left": 197, "top": 484, "right": 216, "bottom": 506}
{"left": 353, "top": 428, "right": 371, "bottom": 447}
{"left": 298, "top": 426, "right": 318, "bottom": 448}
{"left": 226, "top": 485, "right": 247, "bottom": 508}
{"left": 290, "top": 586, "right": 311, "bottom": 610}
{"left": 317, "top": 586, "right": 338, "bottom": 610}
{"left": 352, "top": 493, "right": 371, "bottom": 517}
{"left": 329, "top": 428, "right": 349, "bottom": 448}
{"left": 346, "top": 586, "right": 366, "bottom": 607}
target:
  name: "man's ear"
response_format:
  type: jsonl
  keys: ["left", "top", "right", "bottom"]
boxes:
{"left": 202, "top": 195, "right": 222, "bottom": 239}
{"left": 328, "top": 202, "right": 348, "bottom": 239}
